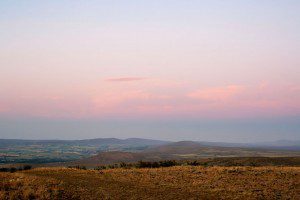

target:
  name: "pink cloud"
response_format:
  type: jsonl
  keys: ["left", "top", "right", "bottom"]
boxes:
{"left": 91, "top": 89, "right": 172, "bottom": 112}
{"left": 105, "top": 77, "right": 147, "bottom": 82}
{"left": 1, "top": 80, "right": 299, "bottom": 119}
{"left": 92, "top": 90, "right": 150, "bottom": 108}
{"left": 188, "top": 85, "right": 245, "bottom": 101}
{"left": 181, "top": 83, "right": 300, "bottom": 118}
{"left": 238, "top": 83, "right": 300, "bottom": 111}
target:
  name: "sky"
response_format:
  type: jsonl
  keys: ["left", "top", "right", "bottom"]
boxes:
{"left": 0, "top": 0, "right": 299, "bottom": 142}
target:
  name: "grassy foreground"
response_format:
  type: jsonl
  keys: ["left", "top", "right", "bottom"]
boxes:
{"left": 1, "top": 166, "right": 299, "bottom": 200}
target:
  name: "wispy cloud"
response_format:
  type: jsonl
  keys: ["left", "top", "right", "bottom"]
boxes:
{"left": 188, "top": 85, "right": 245, "bottom": 101}
{"left": 105, "top": 77, "right": 147, "bottom": 82}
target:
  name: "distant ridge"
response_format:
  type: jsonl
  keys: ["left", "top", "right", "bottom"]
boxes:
{"left": 0, "top": 138, "right": 169, "bottom": 147}
{"left": 1, "top": 138, "right": 299, "bottom": 150}
{"left": 69, "top": 141, "right": 300, "bottom": 166}
{"left": 1, "top": 137, "right": 300, "bottom": 165}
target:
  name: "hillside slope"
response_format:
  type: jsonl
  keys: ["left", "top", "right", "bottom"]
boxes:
{"left": 70, "top": 141, "right": 300, "bottom": 166}
{"left": 1, "top": 166, "right": 299, "bottom": 199}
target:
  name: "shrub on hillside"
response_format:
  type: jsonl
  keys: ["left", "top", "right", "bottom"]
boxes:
{"left": 68, "top": 165, "right": 87, "bottom": 170}
{"left": 159, "top": 160, "right": 177, "bottom": 167}
{"left": 137, "top": 160, "right": 178, "bottom": 168}
{"left": 23, "top": 165, "right": 32, "bottom": 170}
{"left": 9, "top": 167, "right": 17, "bottom": 173}
{"left": 0, "top": 168, "right": 9, "bottom": 172}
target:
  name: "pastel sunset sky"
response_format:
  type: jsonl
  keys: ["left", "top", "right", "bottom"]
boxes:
{"left": 0, "top": 1, "right": 299, "bottom": 141}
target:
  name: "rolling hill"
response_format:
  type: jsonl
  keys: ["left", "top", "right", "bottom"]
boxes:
{"left": 69, "top": 141, "right": 300, "bottom": 167}
{"left": 1, "top": 138, "right": 300, "bottom": 165}
{"left": 0, "top": 138, "right": 169, "bottom": 164}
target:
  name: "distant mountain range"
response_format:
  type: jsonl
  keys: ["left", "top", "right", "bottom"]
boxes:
{"left": 0, "top": 138, "right": 168, "bottom": 164}
{"left": 1, "top": 138, "right": 299, "bottom": 165}
{"left": 1, "top": 138, "right": 299, "bottom": 149}
{"left": 70, "top": 141, "right": 300, "bottom": 166}
{"left": 195, "top": 140, "right": 300, "bottom": 151}
{"left": 0, "top": 138, "right": 168, "bottom": 147}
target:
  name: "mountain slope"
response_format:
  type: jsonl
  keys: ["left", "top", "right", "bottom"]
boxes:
{"left": 70, "top": 141, "right": 300, "bottom": 166}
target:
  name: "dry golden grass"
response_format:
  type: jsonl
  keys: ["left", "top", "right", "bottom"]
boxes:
{"left": 0, "top": 172, "right": 65, "bottom": 199}
{"left": 1, "top": 166, "right": 299, "bottom": 200}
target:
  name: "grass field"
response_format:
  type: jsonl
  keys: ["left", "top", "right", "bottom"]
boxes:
{"left": 1, "top": 166, "right": 299, "bottom": 200}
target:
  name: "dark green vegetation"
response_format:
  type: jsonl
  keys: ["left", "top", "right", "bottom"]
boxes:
{"left": 90, "top": 157, "right": 300, "bottom": 170}
{"left": 65, "top": 157, "right": 300, "bottom": 171}
{"left": 0, "top": 165, "right": 32, "bottom": 173}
